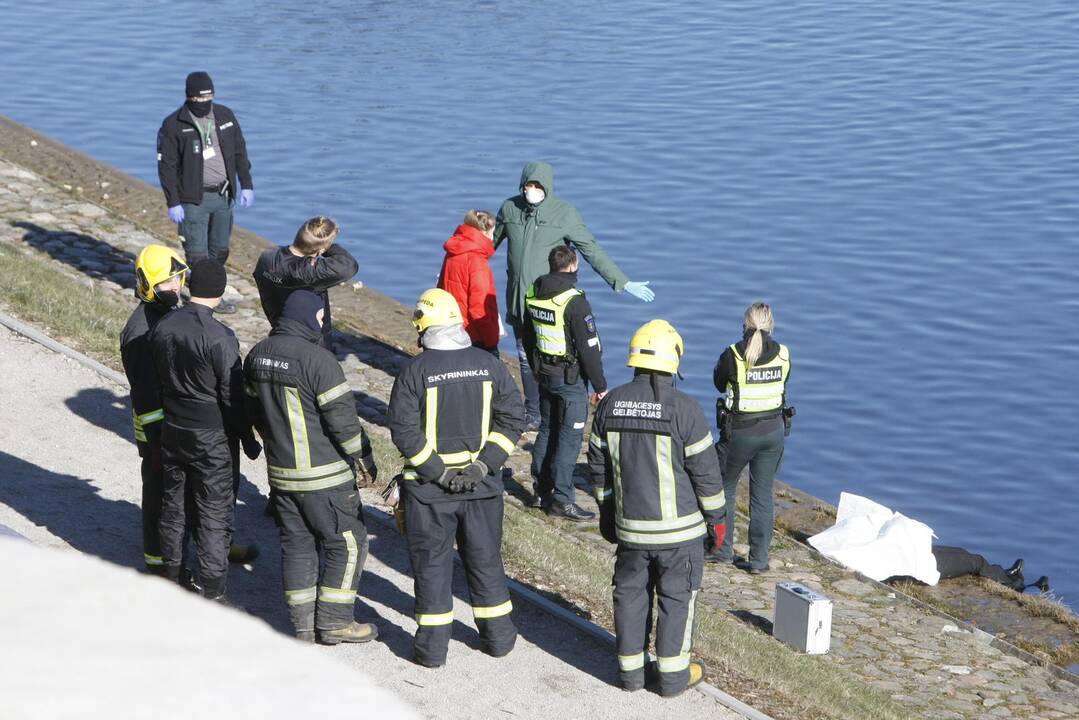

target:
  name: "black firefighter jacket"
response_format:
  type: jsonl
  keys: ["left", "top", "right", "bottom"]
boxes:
{"left": 121, "top": 301, "right": 173, "bottom": 455}
{"left": 150, "top": 303, "right": 252, "bottom": 464}
{"left": 253, "top": 244, "right": 359, "bottom": 343}
{"left": 388, "top": 345, "right": 525, "bottom": 504}
{"left": 156, "top": 103, "right": 253, "bottom": 207}
{"left": 588, "top": 373, "right": 725, "bottom": 549}
{"left": 243, "top": 317, "right": 374, "bottom": 493}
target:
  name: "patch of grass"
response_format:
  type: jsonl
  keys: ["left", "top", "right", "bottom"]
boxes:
{"left": 0, "top": 243, "right": 130, "bottom": 369}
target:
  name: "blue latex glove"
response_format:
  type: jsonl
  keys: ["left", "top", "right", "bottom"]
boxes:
{"left": 239, "top": 189, "right": 255, "bottom": 208}
{"left": 167, "top": 205, "right": 184, "bottom": 224}
{"left": 624, "top": 280, "right": 655, "bottom": 302}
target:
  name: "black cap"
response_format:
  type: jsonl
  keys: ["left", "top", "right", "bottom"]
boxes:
{"left": 188, "top": 259, "right": 227, "bottom": 299}
{"left": 185, "top": 71, "right": 214, "bottom": 99}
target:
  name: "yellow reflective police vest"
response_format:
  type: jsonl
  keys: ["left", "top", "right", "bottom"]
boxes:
{"left": 525, "top": 287, "right": 585, "bottom": 358}
{"left": 725, "top": 343, "right": 790, "bottom": 413}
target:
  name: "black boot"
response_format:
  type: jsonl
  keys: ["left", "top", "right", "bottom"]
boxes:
{"left": 1028, "top": 576, "right": 1050, "bottom": 593}
{"left": 546, "top": 502, "right": 595, "bottom": 522}
{"left": 1005, "top": 558, "right": 1024, "bottom": 580}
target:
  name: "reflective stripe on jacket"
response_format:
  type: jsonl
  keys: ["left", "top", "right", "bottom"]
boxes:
{"left": 525, "top": 287, "right": 582, "bottom": 358}
{"left": 588, "top": 374, "right": 725, "bottom": 549}
{"left": 724, "top": 343, "right": 790, "bottom": 414}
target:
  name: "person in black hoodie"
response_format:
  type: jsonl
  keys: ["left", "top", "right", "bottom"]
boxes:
{"left": 708, "top": 302, "right": 791, "bottom": 572}
{"left": 523, "top": 245, "right": 606, "bottom": 522}
{"left": 244, "top": 290, "right": 378, "bottom": 645}
{"left": 253, "top": 216, "right": 358, "bottom": 349}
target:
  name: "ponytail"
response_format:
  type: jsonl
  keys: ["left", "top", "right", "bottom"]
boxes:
{"left": 742, "top": 302, "right": 774, "bottom": 368}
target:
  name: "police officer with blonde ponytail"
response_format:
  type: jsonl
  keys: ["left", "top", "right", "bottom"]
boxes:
{"left": 707, "top": 302, "right": 791, "bottom": 573}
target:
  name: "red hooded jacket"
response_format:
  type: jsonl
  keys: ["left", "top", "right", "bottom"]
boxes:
{"left": 437, "top": 224, "right": 500, "bottom": 349}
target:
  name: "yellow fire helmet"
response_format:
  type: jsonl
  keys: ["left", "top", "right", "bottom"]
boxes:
{"left": 627, "top": 319, "right": 684, "bottom": 375}
{"left": 134, "top": 244, "right": 188, "bottom": 303}
{"left": 412, "top": 288, "right": 463, "bottom": 333}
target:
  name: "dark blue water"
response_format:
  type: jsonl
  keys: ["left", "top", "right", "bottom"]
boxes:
{"left": 2, "top": 1, "right": 1077, "bottom": 606}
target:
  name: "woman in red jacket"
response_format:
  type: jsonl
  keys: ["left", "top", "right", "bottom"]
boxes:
{"left": 437, "top": 210, "right": 502, "bottom": 351}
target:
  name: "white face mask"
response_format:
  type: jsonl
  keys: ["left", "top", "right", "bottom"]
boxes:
{"left": 523, "top": 187, "right": 546, "bottom": 205}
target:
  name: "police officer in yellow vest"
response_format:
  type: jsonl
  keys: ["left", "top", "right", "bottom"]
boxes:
{"left": 587, "top": 320, "right": 723, "bottom": 696}
{"left": 523, "top": 245, "right": 607, "bottom": 521}
{"left": 707, "top": 302, "right": 791, "bottom": 573}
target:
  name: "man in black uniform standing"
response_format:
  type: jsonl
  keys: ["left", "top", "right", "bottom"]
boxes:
{"left": 244, "top": 290, "right": 379, "bottom": 644}
{"left": 523, "top": 245, "right": 606, "bottom": 521}
{"left": 120, "top": 244, "right": 187, "bottom": 573}
{"left": 253, "top": 216, "right": 358, "bottom": 349}
{"left": 151, "top": 260, "right": 260, "bottom": 600}
{"left": 388, "top": 288, "right": 525, "bottom": 668}
{"left": 157, "top": 71, "right": 254, "bottom": 314}
{"left": 588, "top": 320, "right": 725, "bottom": 696}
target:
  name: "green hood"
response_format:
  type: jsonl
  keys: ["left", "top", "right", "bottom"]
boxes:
{"left": 519, "top": 161, "right": 555, "bottom": 196}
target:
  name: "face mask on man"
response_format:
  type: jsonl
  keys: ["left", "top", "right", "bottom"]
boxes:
{"left": 523, "top": 186, "right": 546, "bottom": 205}
{"left": 154, "top": 289, "right": 181, "bottom": 309}
{"left": 186, "top": 99, "right": 213, "bottom": 118}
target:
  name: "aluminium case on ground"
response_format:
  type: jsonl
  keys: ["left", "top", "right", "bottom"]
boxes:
{"left": 773, "top": 581, "right": 832, "bottom": 654}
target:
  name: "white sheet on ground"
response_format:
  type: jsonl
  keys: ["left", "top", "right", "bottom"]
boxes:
{"left": 807, "top": 492, "right": 940, "bottom": 585}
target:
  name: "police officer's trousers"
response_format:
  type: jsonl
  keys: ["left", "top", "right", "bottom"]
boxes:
{"left": 274, "top": 485, "right": 369, "bottom": 633}
{"left": 715, "top": 422, "right": 785, "bottom": 569}
{"left": 159, "top": 440, "right": 234, "bottom": 596}
{"left": 140, "top": 440, "right": 165, "bottom": 572}
{"left": 405, "top": 492, "right": 516, "bottom": 666}
{"left": 613, "top": 542, "right": 703, "bottom": 696}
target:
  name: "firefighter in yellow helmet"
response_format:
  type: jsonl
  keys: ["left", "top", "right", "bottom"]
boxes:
{"left": 587, "top": 320, "right": 724, "bottom": 696}
{"left": 708, "top": 302, "right": 791, "bottom": 573}
{"left": 120, "top": 245, "right": 187, "bottom": 573}
{"left": 387, "top": 288, "right": 525, "bottom": 667}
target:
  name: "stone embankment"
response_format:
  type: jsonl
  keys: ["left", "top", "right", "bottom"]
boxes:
{"left": 1, "top": 114, "right": 1077, "bottom": 719}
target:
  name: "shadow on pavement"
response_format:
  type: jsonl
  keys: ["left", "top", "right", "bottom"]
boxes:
{"left": 64, "top": 387, "right": 134, "bottom": 447}
{"left": 13, "top": 220, "right": 136, "bottom": 289}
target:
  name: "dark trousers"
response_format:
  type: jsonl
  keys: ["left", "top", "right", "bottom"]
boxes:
{"left": 531, "top": 372, "right": 588, "bottom": 505}
{"left": 512, "top": 326, "right": 540, "bottom": 419}
{"left": 274, "top": 485, "right": 369, "bottom": 632}
{"left": 140, "top": 441, "right": 165, "bottom": 571}
{"left": 613, "top": 543, "right": 703, "bottom": 696}
{"left": 159, "top": 440, "right": 234, "bottom": 595}
{"left": 404, "top": 493, "right": 516, "bottom": 666}
{"left": 180, "top": 190, "right": 233, "bottom": 265}
{"left": 713, "top": 422, "right": 785, "bottom": 569}
{"left": 933, "top": 545, "right": 1024, "bottom": 590}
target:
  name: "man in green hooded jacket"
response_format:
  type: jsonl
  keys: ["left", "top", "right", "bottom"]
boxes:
{"left": 494, "top": 161, "right": 655, "bottom": 428}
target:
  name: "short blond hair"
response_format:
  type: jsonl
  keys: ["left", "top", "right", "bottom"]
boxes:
{"left": 293, "top": 216, "right": 339, "bottom": 255}
{"left": 463, "top": 209, "right": 496, "bottom": 233}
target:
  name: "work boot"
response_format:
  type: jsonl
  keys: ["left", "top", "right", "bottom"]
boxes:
{"left": 318, "top": 622, "right": 379, "bottom": 646}
{"left": 295, "top": 630, "right": 316, "bottom": 644}
{"left": 546, "top": 502, "right": 595, "bottom": 522}
{"left": 228, "top": 543, "right": 260, "bottom": 563}
{"left": 657, "top": 659, "right": 709, "bottom": 698}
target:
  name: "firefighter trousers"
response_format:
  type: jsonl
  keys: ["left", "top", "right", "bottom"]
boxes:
{"left": 404, "top": 492, "right": 516, "bottom": 666}
{"left": 613, "top": 542, "right": 703, "bottom": 696}
{"left": 160, "top": 441, "right": 234, "bottom": 596}
{"left": 273, "top": 485, "right": 369, "bottom": 633}
{"left": 140, "top": 440, "right": 165, "bottom": 572}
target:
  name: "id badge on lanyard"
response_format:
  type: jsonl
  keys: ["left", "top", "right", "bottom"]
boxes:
{"left": 200, "top": 120, "right": 216, "bottom": 160}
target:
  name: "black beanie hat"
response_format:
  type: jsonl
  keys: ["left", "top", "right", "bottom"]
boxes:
{"left": 281, "top": 289, "right": 325, "bottom": 333}
{"left": 188, "top": 259, "right": 227, "bottom": 299}
{"left": 185, "top": 71, "right": 214, "bottom": 99}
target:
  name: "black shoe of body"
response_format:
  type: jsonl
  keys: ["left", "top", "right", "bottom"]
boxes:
{"left": 1006, "top": 558, "right": 1024, "bottom": 579}
{"left": 214, "top": 300, "right": 238, "bottom": 314}
{"left": 1029, "top": 576, "right": 1050, "bottom": 593}
{"left": 546, "top": 502, "right": 596, "bottom": 522}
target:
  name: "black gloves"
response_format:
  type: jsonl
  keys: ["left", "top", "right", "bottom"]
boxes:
{"left": 435, "top": 461, "right": 489, "bottom": 494}
{"left": 241, "top": 434, "right": 262, "bottom": 460}
{"left": 599, "top": 499, "right": 617, "bottom": 544}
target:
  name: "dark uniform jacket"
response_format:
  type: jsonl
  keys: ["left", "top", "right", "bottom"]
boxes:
{"left": 243, "top": 317, "right": 374, "bottom": 493}
{"left": 156, "top": 103, "right": 252, "bottom": 207}
{"left": 252, "top": 244, "right": 359, "bottom": 342}
{"left": 588, "top": 373, "right": 725, "bottom": 549}
{"left": 713, "top": 330, "right": 791, "bottom": 433}
{"left": 388, "top": 345, "right": 525, "bottom": 504}
{"left": 120, "top": 301, "right": 172, "bottom": 456}
{"left": 150, "top": 303, "right": 250, "bottom": 463}
{"left": 522, "top": 270, "right": 606, "bottom": 392}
